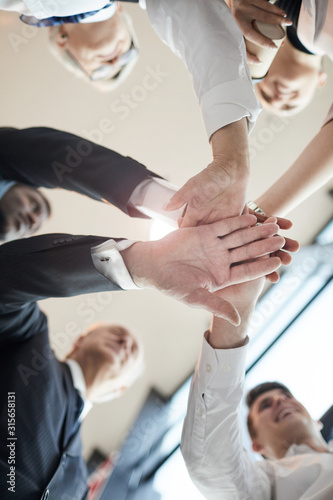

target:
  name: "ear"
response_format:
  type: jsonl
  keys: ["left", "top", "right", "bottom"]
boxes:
{"left": 315, "top": 420, "right": 324, "bottom": 431}
{"left": 252, "top": 440, "right": 264, "bottom": 454}
{"left": 317, "top": 71, "right": 327, "bottom": 89}
{"left": 55, "top": 26, "right": 69, "bottom": 49}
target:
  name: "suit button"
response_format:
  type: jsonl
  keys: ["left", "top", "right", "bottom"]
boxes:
{"left": 42, "top": 490, "right": 49, "bottom": 499}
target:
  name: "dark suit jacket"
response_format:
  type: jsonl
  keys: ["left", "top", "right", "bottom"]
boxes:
{"left": 0, "top": 126, "right": 161, "bottom": 499}
{"left": 0, "top": 126, "right": 161, "bottom": 219}
{"left": 0, "top": 232, "right": 132, "bottom": 500}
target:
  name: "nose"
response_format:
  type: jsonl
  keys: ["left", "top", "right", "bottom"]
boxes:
{"left": 26, "top": 210, "right": 40, "bottom": 229}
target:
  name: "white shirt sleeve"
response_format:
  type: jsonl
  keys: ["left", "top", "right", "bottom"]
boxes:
{"left": 181, "top": 333, "right": 271, "bottom": 500}
{"left": 144, "top": 0, "right": 261, "bottom": 139}
{"left": 129, "top": 177, "right": 182, "bottom": 227}
{"left": 91, "top": 239, "right": 141, "bottom": 290}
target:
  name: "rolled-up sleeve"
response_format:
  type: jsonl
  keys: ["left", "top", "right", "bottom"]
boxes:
{"left": 145, "top": 0, "right": 261, "bottom": 138}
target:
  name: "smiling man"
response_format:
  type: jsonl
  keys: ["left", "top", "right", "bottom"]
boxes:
{"left": 181, "top": 273, "right": 333, "bottom": 500}
{"left": 0, "top": 183, "right": 51, "bottom": 241}
{"left": 227, "top": 0, "right": 332, "bottom": 116}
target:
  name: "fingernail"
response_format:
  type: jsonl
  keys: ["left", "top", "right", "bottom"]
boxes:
{"left": 282, "top": 19, "right": 292, "bottom": 26}
{"left": 269, "top": 42, "right": 278, "bottom": 49}
{"left": 162, "top": 202, "right": 171, "bottom": 210}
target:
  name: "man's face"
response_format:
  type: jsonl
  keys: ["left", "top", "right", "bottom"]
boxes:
{"left": 249, "top": 389, "right": 314, "bottom": 458}
{"left": 0, "top": 185, "right": 50, "bottom": 241}
{"left": 255, "top": 45, "right": 326, "bottom": 115}
{"left": 57, "top": 9, "right": 132, "bottom": 79}
{"left": 75, "top": 324, "right": 140, "bottom": 401}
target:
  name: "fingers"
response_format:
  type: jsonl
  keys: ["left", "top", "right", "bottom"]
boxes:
{"left": 272, "top": 249, "right": 292, "bottom": 266}
{"left": 283, "top": 236, "right": 300, "bottom": 253}
{"left": 186, "top": 289, "right": 241, "bottom": 325}
{"left": 222, "top": 221, "right": 279, "bottom": 249}
{"left": 247, "top": 49, "right": 261, "bottom": 64}
{"left": 211, "top": 214, "right": 257, "bottom": 237}
{"left": 164, "top": 188, "right": 187, "bottom": 212}
{"left": 230, "top": 256, "right": 282, "bottom": 284}
{"left": 230, "top": 234, "right": 285, "bottom": 263}
{"left": 266, "top": 271, "right": 280, "bottom": 283}
{"left": 255, "top": 212, "right": 293, "bottom": 230}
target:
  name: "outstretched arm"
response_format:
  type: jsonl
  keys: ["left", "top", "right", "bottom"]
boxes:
{"left": 146, "top": 0, "right": 261, "bottom": 226}
{"left": 181, "top": 275, "right": 272, "bottom": 499}
{"left": 0, "top": 127, "right": 161, "bottom": 218}
{"left": 254, "top": 112, "right": 333, "bottom": 217}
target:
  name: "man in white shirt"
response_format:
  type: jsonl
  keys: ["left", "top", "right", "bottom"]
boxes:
{"left": 1, "top": 0, "right": 261, "bottom": 228}
{"left": 181, "top": 271, "right": 333, "bottom": 500}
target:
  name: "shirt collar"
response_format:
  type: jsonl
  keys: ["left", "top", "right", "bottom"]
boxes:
{"left": 66, "top": 358, "right": 93, "bottom": 421}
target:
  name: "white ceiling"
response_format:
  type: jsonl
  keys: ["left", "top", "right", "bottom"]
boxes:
{"left": 1, "top": 4, "right": 332, "bottom": 460}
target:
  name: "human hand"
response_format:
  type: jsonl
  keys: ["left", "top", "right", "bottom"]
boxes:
{"left": 164, "top": 121, "right": 250, "bottom": 227}
{"left": 164, "top": 160, "right": 248, "bottom": 227}
{"left": 226, "top": 0, "right": 292, "bottom": 63}
{"left": 121, "top": 214, "right": 284, "bottom": 325}
{"left": 247, "top": 210, "right": 299, "bottom": 282}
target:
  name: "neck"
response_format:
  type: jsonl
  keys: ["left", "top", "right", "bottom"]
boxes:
{"left": 275, "top": 432, "right": 329, "bottom": 459}
{"left": 284, "top": 37, "right": 322, "bottom": 69}
{"left": 67, "top": 352, "right": 95, "bottom": 394}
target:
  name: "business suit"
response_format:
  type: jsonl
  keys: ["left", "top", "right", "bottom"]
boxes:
{"left": 0, "top": 232, "right": 128, "bottom": 500}
{"left": 0, "top": 126, "right": 160, "bottom": 219}
{"left": 0, "top": 127, "right": 159, "bottom": 499}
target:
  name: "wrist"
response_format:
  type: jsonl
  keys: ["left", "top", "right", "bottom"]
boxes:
{"left": 210, "top": 119, "right": 250, "bottom": 173}
{"left": 120, "top": 242, "right": 154, "bottom": 289}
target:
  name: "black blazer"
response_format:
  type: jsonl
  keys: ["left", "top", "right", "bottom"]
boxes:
{"left": 0, "top": 126, "right": 161, "bottom": 219}
{"left": 0, "top": 126, "right": 161, "bottom": 499}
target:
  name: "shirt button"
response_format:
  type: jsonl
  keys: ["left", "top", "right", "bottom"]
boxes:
{"left": 100, "top": 257, "right": 110, "bottom": 262}
{"left": 223, "top": 364, "right": 231, "bottom": 372}
{"left": 205, "top": 363, "right": 212, "bottom": 373}
{"left": 197, "top": 408, "right": 204, "bottom": 417}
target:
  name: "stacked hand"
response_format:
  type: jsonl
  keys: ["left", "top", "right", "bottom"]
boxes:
{"left": 122, "top": 215, "right": 285, "bottom": 326}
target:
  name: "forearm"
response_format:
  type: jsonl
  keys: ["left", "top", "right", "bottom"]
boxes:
{"left": 255, "top": 120, "right": 333, "bottom": 216}
{"left": 0, "top": 234, "right": 122, "bottom": 306}
{"left": 181, "top": 334, "right": 269, "bottom": 499}
{"left": 210, "top": 118, "right": 250, "bottom": 180}
{"left": 208, "top": 303, "right": 254, "bottom": 349}
{"left": 0, "top": 127, "right": 159, "bottom": 217}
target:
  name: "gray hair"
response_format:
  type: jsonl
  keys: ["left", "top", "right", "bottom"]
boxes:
{"left": 48, "top": 11, "right": 139, "bottom": 91}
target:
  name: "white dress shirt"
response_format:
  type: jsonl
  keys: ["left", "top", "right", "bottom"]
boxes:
{"left": 142, "top": 0, "right": 260, "bottom": 138}
{"left": 1, "top": 0, "right": 261, "bottom": 138}
{"left": 181, "top": 333, "right": 333, "bottom": 500}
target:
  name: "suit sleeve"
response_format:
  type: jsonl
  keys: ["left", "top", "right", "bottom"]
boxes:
{"left": 0, "top": 233, "right": 124, "bottom": 343}
{"left": 0, "top": 127, "right": 162, "bottom": 217}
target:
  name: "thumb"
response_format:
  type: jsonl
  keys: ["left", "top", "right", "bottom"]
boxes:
{"left": 164, "top": 188, "right": 187, "bottom": 212}
{"left": 186, "top": 289, "right": 241, "bottom": 326}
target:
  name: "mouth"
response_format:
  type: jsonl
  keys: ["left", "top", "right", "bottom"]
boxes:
{"left": 98, "top": 44, "right": 122, "bottom": 63}
{"left": 275, "top": 407, "right": 296, "bottom": 422}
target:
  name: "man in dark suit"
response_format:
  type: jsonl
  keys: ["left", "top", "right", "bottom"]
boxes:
{"left": 0, "top": 218, "right": 285, "bottom": 499}
{"left": 0, "top": 126, "right": 168, "bottom": 242}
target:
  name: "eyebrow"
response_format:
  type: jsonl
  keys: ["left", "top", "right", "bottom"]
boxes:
{"left": 259, "top": 88, "right": 272, "bottom": 104}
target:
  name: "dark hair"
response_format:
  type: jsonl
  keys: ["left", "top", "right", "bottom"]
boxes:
{"left": 246, "top": 382, "right": 293, "bottom": 440}
{"left": 0, "top": 207, "right": 7, "bottom": 239}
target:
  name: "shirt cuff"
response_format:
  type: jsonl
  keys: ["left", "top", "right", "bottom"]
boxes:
{"left": 129, "top": 177, "right": 183, "bottom": 228}
{"left": 201, "top": 80, "right": 262, "bottom": 139}
{"left": 66, "top": 358, "right": 93, "bottom": 422}
{"left": 196, "top": 332, "right": 249, "bottom": 394}
{"left": 91, "top": 239, "right": 141, "bottom": 290}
